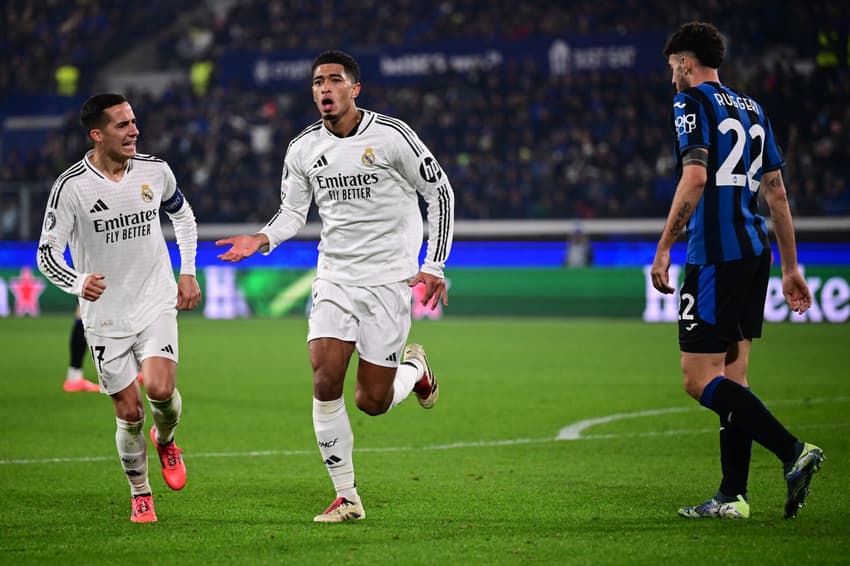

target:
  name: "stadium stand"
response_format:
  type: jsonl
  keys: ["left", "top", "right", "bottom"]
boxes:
{"left": 1, "top": 1, "right": 848, "bottom": 239}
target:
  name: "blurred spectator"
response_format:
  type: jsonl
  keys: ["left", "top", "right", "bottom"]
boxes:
{"left": 55, "top": 62, "right": 80, "bottom": 96}
{"left": 190, "top": 60, "right": 215, "bottom": 97}
{"left": 0, "top": 198, "right": 20, "bottom": 239}
{"left": 567, "top": 229, "right": 592, "bottom": 267}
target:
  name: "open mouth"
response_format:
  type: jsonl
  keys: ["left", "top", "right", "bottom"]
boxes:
{"left": 320, "top": 98, "right": 333, "bottom": 112}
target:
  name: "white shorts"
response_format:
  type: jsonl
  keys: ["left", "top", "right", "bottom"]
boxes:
{"left": 307, "top": 278, "right": 411, "bottom": 367}
{"left": 85, "top": 309, "right": 179, "bottom": 395}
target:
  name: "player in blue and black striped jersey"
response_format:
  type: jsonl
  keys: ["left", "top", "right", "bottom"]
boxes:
{"left": 650, "top": 22, "right": 824, "bottom": 520}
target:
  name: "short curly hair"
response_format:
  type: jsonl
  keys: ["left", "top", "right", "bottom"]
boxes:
{"left": 663, "top": 21, "right": 725, "bottom": 69}
{"left": 312, "top": 50, "right": 360, "bottom": 84}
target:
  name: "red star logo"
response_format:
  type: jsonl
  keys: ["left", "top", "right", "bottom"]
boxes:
{"left": 10, "top": 266, "right": 46, "bottom": 317}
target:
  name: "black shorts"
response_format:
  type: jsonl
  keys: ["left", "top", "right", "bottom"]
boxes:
{"left": 678, "top": 251, "right": 770, "bottom": 353}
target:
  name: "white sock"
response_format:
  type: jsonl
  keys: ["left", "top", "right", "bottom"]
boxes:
{"left": 313, "top": 397, "right": 358, "bottom": 501}
{"left": 66, "top": 367, "right": 83, "bottom": 381}
{"left": 388, "top": 362, "right": 422, "bottom": 410}
{"left": 148, "top": 388, "right": 182, "bottom": 444}
{"left": 115, "top": 416, "right": 150, "bottom": 496}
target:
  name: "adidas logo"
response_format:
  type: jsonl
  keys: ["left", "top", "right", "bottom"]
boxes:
{"left": 312, "top": 155, "right": 328, "bottom": 169}
{"left": 89, "top": 199, "right": 109, "bottom": 213}
{"left": 323, "top": 455, "right": 342, "bottom": 467}
{"left": 161, "top": 344, "right": 174, "bottom": 354}
{"left": 385, "top": 352, "right": 398, "bottom": 362}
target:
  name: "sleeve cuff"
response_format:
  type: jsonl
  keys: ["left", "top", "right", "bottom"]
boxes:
{"left": 421, "top": 262, "right": 445, "bottom": 279}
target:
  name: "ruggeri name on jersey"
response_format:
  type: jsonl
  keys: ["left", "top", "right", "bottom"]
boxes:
{"left": 712, "top": 92, "right": 759, "bottom": 114}
{"left": 93, "top": 208, "right": 157, "bottom": 244}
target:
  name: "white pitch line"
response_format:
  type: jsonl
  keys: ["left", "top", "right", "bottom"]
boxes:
{"left": 557, "top": 396, "right": 850, "bottom": 440}
{"left": 3, "top": 397, "right": 848, "bottom": 466}
{"left": 556, "top": 407, "right": 694, "bottom": 440}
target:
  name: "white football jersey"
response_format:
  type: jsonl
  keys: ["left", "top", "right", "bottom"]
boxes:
{"left": 37, "top": 152, "right": 197, "bottom": 337}
{"left": 261, "top": 109, "right": 455, "bottom": 286}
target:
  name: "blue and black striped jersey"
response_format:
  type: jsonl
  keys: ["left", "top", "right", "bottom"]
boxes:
{"left": 671, "top": 81, "right": 784, "bottom": 264}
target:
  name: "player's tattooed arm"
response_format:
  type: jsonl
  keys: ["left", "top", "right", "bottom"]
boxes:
{"left": 667, "top": 149, "right": 706, "bottom": 237}
{"left": 656, "top": 148, "right": 706, "bottom": 262}
{"left": 652, "top": 147, "right": 707, "bottom": 292}
{"left": 767, "top": 170, "right": 784, "bottom": 189}
{"left": 670, "top": 201, "right": 692, "bottom": 236}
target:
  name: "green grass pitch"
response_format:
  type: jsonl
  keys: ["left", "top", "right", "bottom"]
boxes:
{"left": 1, "top": 315, "right": 848, "bottom": 564}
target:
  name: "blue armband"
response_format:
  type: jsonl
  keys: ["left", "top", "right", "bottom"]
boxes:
{"left": 162, "top": 187, "right": 186, "bottom": 213}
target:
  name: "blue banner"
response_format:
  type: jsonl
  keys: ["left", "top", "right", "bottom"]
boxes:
{"left": 3, "top": 240, "right": 848, "bottom": 269}
{"left": 216, "top": 33, "right": 667, "bottom": 89}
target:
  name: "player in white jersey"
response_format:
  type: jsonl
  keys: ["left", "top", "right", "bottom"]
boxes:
{"left": 217, "top": 50, "right": 454, "bottom": 522}
{"left": 36, "top": 93, "right": 201, "bottom": 523}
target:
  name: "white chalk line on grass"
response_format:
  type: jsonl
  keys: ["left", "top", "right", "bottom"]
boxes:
{"left": 557, "top": 395, "right": 850, "bottom": 440}
{"left": 3, "top": 396, "right": 848, "bottom": 466}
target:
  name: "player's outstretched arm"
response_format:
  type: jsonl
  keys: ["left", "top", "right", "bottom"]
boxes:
{"left": 216, "top": 234, "right": 269, "bottom": 262}
{"left": 408, "top": 271, "right": 448, "bottom": 310}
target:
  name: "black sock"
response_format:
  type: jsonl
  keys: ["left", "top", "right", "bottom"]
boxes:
{"left": 718, "top": 413, "right": 751, "bottom": 498}
{"left": 700, "top": 376, "right": 798, "bottom": 464}
{"left": 70, "top": 318, "right": 87, "bottom": 370}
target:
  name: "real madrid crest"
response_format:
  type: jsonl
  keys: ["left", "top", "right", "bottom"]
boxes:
{"left": 361, "top": 147, "right": 376, "bottom": 166}
{"left": 141, "top": 184, "right": 154, "bottom": 203}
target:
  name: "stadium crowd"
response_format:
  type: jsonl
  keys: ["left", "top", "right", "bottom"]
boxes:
{"left": 1, "top": 0, "right": 848, "bottom": 239}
